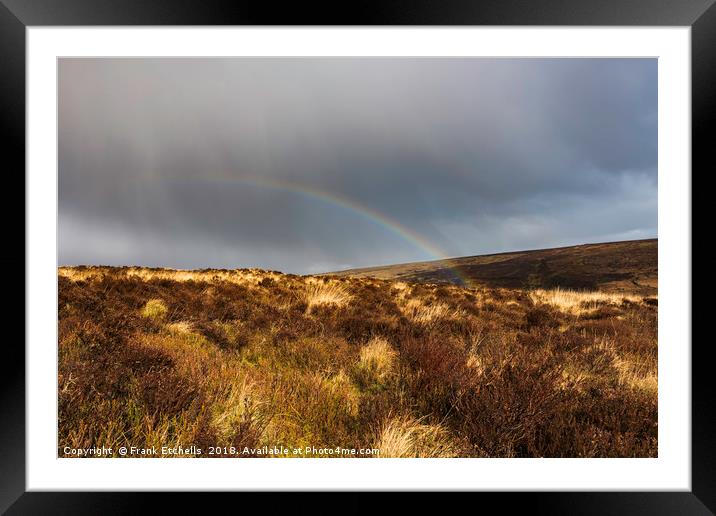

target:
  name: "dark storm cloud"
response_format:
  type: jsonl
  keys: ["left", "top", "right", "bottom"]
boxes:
{"left": 58, "top": 58, "right": 657, "bottom": 273}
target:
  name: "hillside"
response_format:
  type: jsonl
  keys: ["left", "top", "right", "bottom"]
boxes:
{"left": 330, "top": 239, "right": 657, "bottom": 295}
{"left": 58, "top": 265, "right": 657, "bottom": 458}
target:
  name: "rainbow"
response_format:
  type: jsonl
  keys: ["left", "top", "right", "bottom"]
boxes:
{"left": 180, "top": 175, "right": 471, "bottom": 286}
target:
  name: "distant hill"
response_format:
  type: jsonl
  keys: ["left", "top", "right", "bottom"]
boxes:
{"left": 330, "top": 239, "right": 657, "bottom": 295}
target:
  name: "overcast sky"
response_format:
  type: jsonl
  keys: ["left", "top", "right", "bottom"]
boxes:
{"left": 59, "top": 58, "right": 657, "bottom": 274}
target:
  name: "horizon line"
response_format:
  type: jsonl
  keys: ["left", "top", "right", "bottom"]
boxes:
{"left": 58, "top": 237, "right": 657, "bottom": 276}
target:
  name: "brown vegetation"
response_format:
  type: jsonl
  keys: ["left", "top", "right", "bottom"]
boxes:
{"left": 58, "top": 263, "right": 657, "bottom": 458}
{"left": 331, "top": 239, "right": 657, "bottom": 295}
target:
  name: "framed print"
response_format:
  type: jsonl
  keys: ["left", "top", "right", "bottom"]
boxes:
{"left": 4, "top": 0, "right": 712, "bottom": 513}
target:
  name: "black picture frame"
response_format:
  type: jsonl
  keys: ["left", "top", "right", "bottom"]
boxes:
{"left": 3, "top": 1, "right": 711, "bottom": 513}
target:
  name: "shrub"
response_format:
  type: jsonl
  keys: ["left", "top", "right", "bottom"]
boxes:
{"left": 141, "top": 299, "right": 168, "bottom": 320}
{"left": 455, "top": 346, "right": 564, "bottom": 457}
{"left": 523, "top": 304, "right": 560, "bottom": 330}
{"left": 258, "top": 277, "right": 276, "bottom": 288}
{"left": 398, "top": 334, "right": 474, "bottom": 416}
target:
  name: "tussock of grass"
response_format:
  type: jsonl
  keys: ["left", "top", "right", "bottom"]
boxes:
{"left": 559, "top": 336, "right": 658, "bottom": 395}
{"left": 465, "top": 354, "right": 485, "bottom": 376}
{"left": 166, "top": 321, "right": 193, "bottom": 335}
{"left": 356, "top": 337, "right": 397, "bottom": 384}
{"left": 614, "top": 361, "right": 658, "bottom": 393}
{"left": 375, "top": 416, "right": 458, "bottom": 458}
{"left": 608, "top": 343, "right": 658, "bottom": 394}
{"left": 211, "top": 379, "right": 255, "bottom": 440}
{"left": 141, "top": 299, "right": 168, "bottom": 320}
{"left": 304, "top": 281, "right": 352, "bottom": 313}
{"left": 400, "top": 299, "right": 464, "bottom": 325}
{"left": 323, "top": 370, "right": 361, "bottom": 418}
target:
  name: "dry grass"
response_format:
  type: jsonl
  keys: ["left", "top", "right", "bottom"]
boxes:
{"left": 58, "top": 265, "right": 657, "bottom": 458}
{"left": 614, "top": 359, "right": 658, "bottom": 393}
{"left": 141, "top": 299, "right": 168, "bottom": 320}
{"left": 559, "top": 335, "right": 658, "bottom": 396}
{"left": 304, "top": 281, "right": 352, "bottom": 313}
{"left": 530, "top": 288, "right": 644, "bottom": 314}
{"left": 375, "top": 416, "right": 459, "bottom": 458}
{"left": 399, "top": 299, "right": 464, "bottom": 325}
{"left": 58, "top": 265, "right": 282, "bottom": 286}
{"left": 210, "top": 378, "right": 256, "bottom": 440}
{"left": 166, "top": 321, "right": 193, "bottom": 335}
{"left": 357, "top": 337, "right": 397, "bottom": 384}
{"left": 58, "top": 267, "right": 103, "bottom": 282}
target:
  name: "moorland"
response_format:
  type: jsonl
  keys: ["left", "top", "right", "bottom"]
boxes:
{"left": 58, "top": 239, "right": 657, "bottom": 458}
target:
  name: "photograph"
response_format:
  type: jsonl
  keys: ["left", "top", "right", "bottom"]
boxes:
{"left": 57, "top": 57, "right": 658, "bottom": 459}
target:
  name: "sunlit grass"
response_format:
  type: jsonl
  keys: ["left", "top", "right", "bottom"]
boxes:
{"left": 304, "top": 281, "right": 352, "bottom": 313}
{"left": 529, "top": 287, "right": 644, "bottom": 314}
{"left": 58, "top": 265, "right": 658, "bottom": 458}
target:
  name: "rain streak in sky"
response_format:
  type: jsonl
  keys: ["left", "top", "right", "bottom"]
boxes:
{"left": 59, "top": 58, "right": 657, "bottom": 274}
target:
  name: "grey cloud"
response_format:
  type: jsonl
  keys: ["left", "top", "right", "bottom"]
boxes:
{"left": 59, "top": 58, "right": 657, "bottom": 273}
